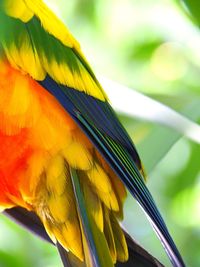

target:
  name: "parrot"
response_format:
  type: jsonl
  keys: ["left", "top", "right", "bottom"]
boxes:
{"left": 0, "top": 1, "right": 185, "bottom": 267}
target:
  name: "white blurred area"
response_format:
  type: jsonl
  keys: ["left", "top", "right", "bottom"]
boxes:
{"left": 99, "top": 76, "right": 200, "bottom": 144}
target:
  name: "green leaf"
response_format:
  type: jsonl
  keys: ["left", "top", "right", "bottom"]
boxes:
{"left": 181, "top": 0, "right": 200, "bottom": 26}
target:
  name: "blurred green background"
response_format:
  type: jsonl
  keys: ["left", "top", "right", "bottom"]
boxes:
{"left": 0, "top": 0, "right": 200, "bottom": 266}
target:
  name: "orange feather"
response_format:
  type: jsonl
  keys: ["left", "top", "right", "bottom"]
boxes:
{"left": 0, "top": 59, "right": 127, "bottom": 261}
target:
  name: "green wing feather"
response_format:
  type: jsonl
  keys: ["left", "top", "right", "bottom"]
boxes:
{"left": 70, "top": 168, "right": 114, "bottom": 267}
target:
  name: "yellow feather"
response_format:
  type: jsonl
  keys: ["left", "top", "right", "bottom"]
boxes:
{"left": 48, "top": 194, "right": 70, "bottom": 223}
{"left": 110, "top": 214, "right": 128, "bottom": 262}
{"left": 42, "top": 58, "right": 74, "bottom": 87}
{"left": 32, "top": 118, "right": 59, "bottom": 150}
{"left": 1, "top": 0, "right": 107, "bottom": 101}
{"left": 95, "top": 151, "right": 127, "bottom": 219}
{"left": 75, "top": 68, "right": 105, "bottom": 100}
{"left": 6, "top": 75, "right": 30, "bottom": 115}
{"left": 63, "top": 142, "right": 93, "bottom": 170}
{"left": 81, "top": 180, "right": 104, "bottom": 232}
{"left": 104, "top": 207, "right": 117, "bottom": 263}
{"left": 34, "top": 164, "right": 83, "bottom": 260}
{"left": 18, "top": 38, "right": 46, "bottom": 80}
{"left": 86, "top": 164, "right": 119, "bottom": 211}
{"left": 42, "top": 56, "right": 105, "bottom": 100}
{"left": 23, "top": 0, "right": 80, "bottom": 49}
{"left": 3, "top": 35, "right": 46, "bottom": 80}
{"left": 79, "top": 220, "right": 95, "bottom": 267}
{"left": 110, "top": 174, "right": 127, "bottom": 220}
{"left": 3, "top": 0, "right": 107, "bottom": 101}
{"left": 46, "top": 154, "right": 66, "bottom": 196}
{"left": 56, "top": 222, "right": 83, "bottom": 261}
{"left": 42, "top": 219, "right": 57, "bottom": 243}
{"left": 3, "top": 0, "right": 33, "bottom": 22}
{"left": 19, "top": 152, "right": 49, "bottom": 202}
{"left": 3, "top": 45, "right": 23, "bottom": 72}
{"left": 30, "top": 113, "right": 72, "bottom": 152}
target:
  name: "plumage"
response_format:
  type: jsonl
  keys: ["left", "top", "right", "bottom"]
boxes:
{"left": 0, "top": 1, "right": 185, "bottom": 267}
{"left": 4, "top": 207, "right": 165, "bottom": 267}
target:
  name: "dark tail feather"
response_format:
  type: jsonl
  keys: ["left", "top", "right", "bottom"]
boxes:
{"left": 56, "top": 232, "right": 164, "bottom": 267}
{"left": 3, "top": 207, "right": 52, "bottom": 244}
{"left": 3, "top": 207, "right": 164, "bottom": 267}
{"left": 4, "top": 208, "right": 84, "bottom": 267}
{"left": 57, "top": 242, "right": 86, "bottom": 267}
{"left": 116, "top": 231, "right": 164, "bottom": 267}
{"left": 57, "top": 243, "right": 72, "bottom": 267}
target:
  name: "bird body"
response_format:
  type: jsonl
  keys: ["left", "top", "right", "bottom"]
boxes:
{"left": 0, "top": 1, "right": 131, "bottom": 263}
{"left": 0, "top": 58, "right": 128, "bottom": 263}
{"left": 0, "top": 1, "right": 185, "bottom": 267}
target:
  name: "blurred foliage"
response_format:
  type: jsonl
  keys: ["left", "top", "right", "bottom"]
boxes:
{"left": 181, "top": 0, "right": 200, "bottom": 26}
{"left": 0, "top": 0, "right": 200, "bottom": 267}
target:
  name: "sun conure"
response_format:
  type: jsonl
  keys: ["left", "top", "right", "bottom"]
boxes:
{"left": 0, "top": 1, "right": 185, "bottom": 267}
